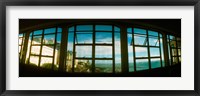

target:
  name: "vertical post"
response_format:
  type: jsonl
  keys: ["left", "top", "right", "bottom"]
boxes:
{"left": 158, "top": 33, "right": 163, "bottom": 67}
{"left": 38, "top": 29, "right": 44, "bottom": 67}
{"left": 162, "top": 34, "right": 169, "bottom": 67}
{"left": 92, "top": 25, "right": 95, "bottom": 73}
{"left": 147, "top": 30, "right": 151, "bottom": 70}
{"left": 132, "top": 28, "right": 136, "bottom": 71}
{"left": 21, "top": 31, "right": 31, "bottom": 64}
{"left": 120, "top": 25, "right": 128, "bottom": 73}
{"left": 112, "top": 25, "right": 115, "bottom": 73}
{"left": 52, "top": 27, "right": 58, "bottom": 70}
{"left": 58, "top": 26, "right": 68, "bottom": 71}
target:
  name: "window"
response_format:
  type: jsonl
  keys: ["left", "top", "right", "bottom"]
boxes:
{"left": 19, "top": 33, "right": 25, "bottom": 60}
{"left": 26, "top": 27, "right": 62, "bottom": 70}
{"left": 66, "top": 25, "right": 121, "bottom": 73}
{"left": 167, "top": 35, "right": 181, "bottom": 65}
{"left": 127, "top": 28, "right": 164, "bottom": 72}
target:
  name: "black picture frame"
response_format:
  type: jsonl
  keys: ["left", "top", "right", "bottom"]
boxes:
{"left": 0, "top": 0, "right": 199, "bottom": 96}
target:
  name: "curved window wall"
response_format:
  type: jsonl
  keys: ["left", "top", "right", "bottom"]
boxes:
{"left": 19, "top": 23, "right": 181, "bottom": 74}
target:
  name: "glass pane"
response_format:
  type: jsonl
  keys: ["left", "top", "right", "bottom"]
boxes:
{"left": 172, "top": 48, "right": 177, "bottom": 56}
{"left": 177, "top": 42, "right": 181, "bottom": 48}
{"left": 179, "top": 57, "right": 181, "bottom": 62}
{"left": 43, "top": 34, "right": 55, "bottom": 44}
{"left": 173, "top": 57, "right": 178, "bottom": 64}
{"left": 170, "top": 40, "right": 177, "bottom": 47}
{"left": 134, "top": 28, "right": 146, "bottom": 34}
{"left": 32, "top": 36, "right": 42, "bottom": 44}
{"left": 40, "top": 57, "right": 54, "bottom": 69}
{"left": 95, "top": 60, "right": 112, "bottom": 73}
{"left": 96, "top": 32, "right": 112, "bottom": 44}
{"left": 115, "top": 32, "right": 121, "bottom": 72}
{"left": 19, "top": 46, "right": 21, "bottom": 53}
{"left": 95, "top": 46, "right": 112, "bottom": 58}
{"left": 178, "top": 49, "right": 181, "bottom": 56}
{"left": 74, "top": 59, "right": 92, "bottom": 72}
{"left": 69, "top": 26, "right": 74, "bottom": 31}
{"left": 114, "top": 26, "right": 120, "bottom": 32}
{"left": 19, "top": 33, "right": 23, "bottom": 37}
{"left": 136, "top": 59, "right": 149, "bottom": 71}
{"left": 134, "top": 34, "right": 147, "bottom": 45}
{"left": 76, "top": 32, "right": 92, "bottom": 44}
{"left": 149, "top": 37, "right": 159, "bottom": 46}
{"left": 31, "top": 46, "right": 41, "bottom": 55}
{"left": 95, "top": 25, "right": 112, "bottom": 31}
{"left": 57, "top": 33, "right": 61, "bottom": 44}
{"left": 29, "top": 56, "right": 39, "bottom": 66}
{"left": 168, "top": 42, "right": 172, "bottom": 65}
{"left": 57, "top": 27, "right": 62, "bottom": 33}
{"left": 150, "top": 47, "right": 160, "bottom": 57}
{"left": 177, "top": 37, "right": 181, "bottom": 41}
{"left": 148, "top": 30, "right": 158, "bottom": 36}
{"left": 127, "top": 34, "right": 134, "bottom": 72}
{"left": 76, "top": 46, "right": 92, "bottom": 58}
{"left": 160, "top": 34, "right": 165, "bottom": 67}
{"left": 67, "top": 32, "right": 74, "bottom": 52}
{"left": 34, "top": 30, "right": 43, "bottom": 35}
{"left": 42, "top": 45, "right": 54, "bottom": 56}
{"left": 77, "top": 25, "right": 93, "bottom": 31}
{"left": 19, "top": 38, "right": 23, "bottom": 45}
{"left": 151, "top": 58, "right": 161, "bottom": 69}
{"left": 127, "top": 28, "right": 132, "bottom": 33}
{"left": 135, "top": 47, "right": 148, "bottom": 57}
{"left": 54, "top": 46, "right": 60, "bottom": 70}
{"left": 66, "top": 51, "right": 73, "bottom": 72}
{"left": 44, "top": 28, "right": 56, "bottom": 34}
{"left": 169, "top": 35, "right": 175, "bottom": 40}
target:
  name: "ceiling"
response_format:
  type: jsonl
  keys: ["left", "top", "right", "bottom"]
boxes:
{"left": 19, "top": 19, "right": 181, "bottom": 35}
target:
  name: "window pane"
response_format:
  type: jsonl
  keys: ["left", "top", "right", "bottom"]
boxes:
{"left": 32, "top": 36, "right": 42, "bottom": 44}
{"left": 42, "top": 46, "right": 54, "bottom": 56}
{"left": 172, "top": 48, "right": 177, "bottom": 56}
{"left": 149, "top": 37, "right": 159, "bottom": 46}
{"left": 95, "top": 60, "right": 112, "bottom": 73}
{"left": 77, "top": 25, "right": 93, "bottom": 31}
{"left": 57, "top": 33, "right": 61, "bottom": 44}
{"left": 151, "top": 58, "right": 161, "bottom": 69}
{"left": 76, "top": 32, "right": 92, "bottom": 44}
{"left": 170, "top": 40, "right": 177, "bottom": 47}
{"left": 74, "top": 59, "right": 92, "bottom": 73}
{"left": 136, "top": 59, "right": 149, "bottom": 71}
{"left": 160, "top": 34, "right": 165, "bottom": 67}
{"left": 150, "top": 47, "right": 160, "bottom": 57}
{"left": 114, "top": 26, "right": 120, "bottom": 32}
{"left": 29, "top": 56, "right": 39, "bottom": 66}
{"left": 19, "top": 46, "right": 21, "bottom": 53}
{"left": 148, "top": 30, "right": 158, "bottom": 36}
{"left": 34, "top": 30, "right": 43, "bottom": 35}
{"left": 31, "top": 46, "right": 41, "bottom": 55}
{"left": 134, "top": 34, "right": 147, "bottom": 45}
{"left": 19, "top": 38, "right": 23, "bottom": 45}
{"left": 57, "top": 27, "right": 62, "bottom": 33}
{"left": 95, "top": 25, "right": 112, "bottom": 31}
{"left": 178, "top": 49, "right": 181, "bottom": 56}
{"left": 40, "top": 57, "right": 53, "bottom": 69}
{"left": 179, "top": 57, "right": 181, "bottom": 62}
{"left": 169, "top": 35, "right": 175, "bottom": 40}
{"left": 67, "top": 32, "right": 74, "bottom": 52}
{"left": 127, "top": 34, "right": 134, "bottom": 72}
{"left": 19, "top": 33, "right": 23, "bottom": 37}
{"left": 66, "top": 51, "right": 73, "bottom": 72}
{"left": 44, "top": 28, "right": 56, "bottom": 34}
{"left": 134, "top": 28, "right": 146, "bottom": 34}
{"left": 127, "top": 28, "right": 132, "bottom": 33}
{"left": 135, "top": 47, "right": 148, "bottom": 57}
{"left": 43, "top": 34, "right": 55, "bottom": 44}
{"left": 177, "top": 42, "right": 181, "bottom": 48}
{"left": 115, "top": 32, "right": 121, "bottom": 72}
{"left": 76, "top": 46, "right": 92, "bottom": 58}
{"left": 173, "top": 57, "right": 178, "bottom": 64}
{"left": 95, "top": 46, "right": 112, "bottom": 58}
{"left": 96, "top": 32, "right": 112, "bottom": 44}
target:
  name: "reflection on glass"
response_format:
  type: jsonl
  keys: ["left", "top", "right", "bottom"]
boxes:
{"left": 76, "top": 46, "right": 92, "bottom": 58}
{"left": 43, "top": 34, "right": 55, "bottom": 44}
{"left": 151, "top": 58, "right": 161, "bottom": 69}
{"left": 95, "top": 60, "right": 112, "bottom": 73}
{"left": 96, "top": 32, "right": 112, "bottom": 44}
{"left": 136, "top": 59, "right": 149, "bottom": 71}
{"left": 150, "top": 47, "right": 160, "bottom": 57}
{"left": 74, "top": 59, "right": 92, "bottom": 72}
{"left": 42, "top": 46, "right": 54, "bottom": 56}
{"left": 76, "top": 32, "right": 93, "bottom": 44}
{"left": 134, "top": 34, "right": 147, "bottom": 45}
{"left": 135, "top": 47, "right": 148, "bottom": 57}
{"left": 95, "top": 25, "right": 112, "bottom": 31}
{"left": 95, "top": 46, "right": 112, "bottom": 58}
{"left": 29, "top": 56, "right": 39, "bottom": 66}
{"left": 31, "top": 46, "right": 41, "bottom": 55}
